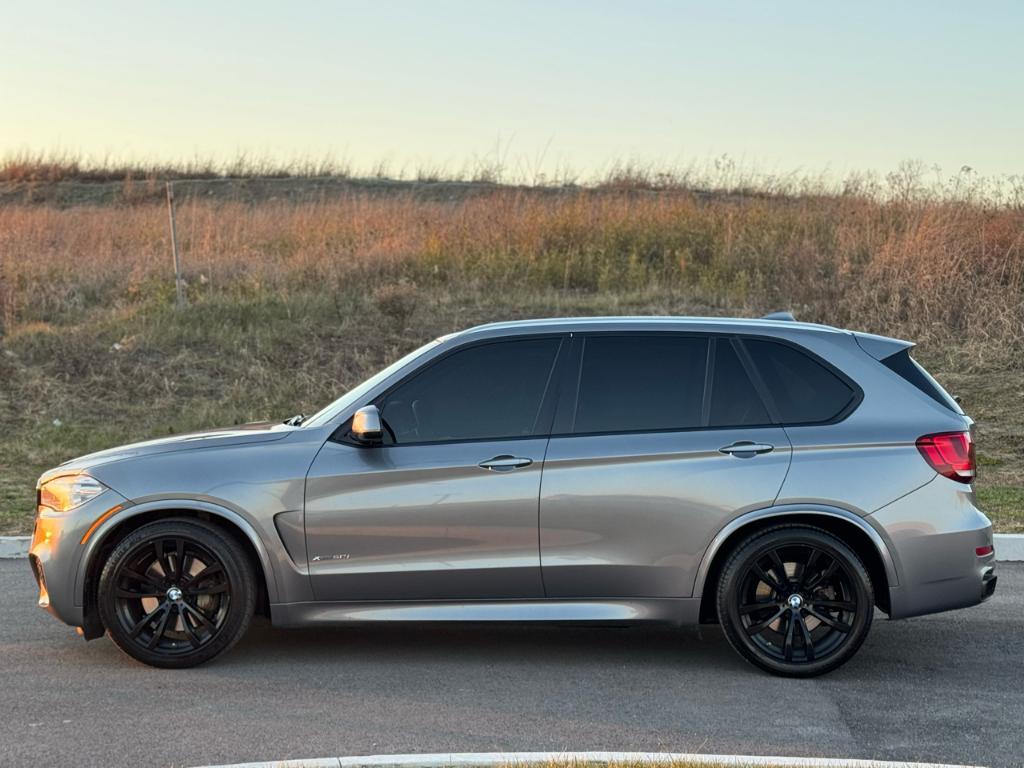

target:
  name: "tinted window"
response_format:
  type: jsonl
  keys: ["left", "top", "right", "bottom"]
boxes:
{"left": 573, "top": 335, "right": 707, "bottom": 433}
{"left": 708, "top": 340, "right": 771, "bottom": 426}
{"left": 881, "top": 350, "right": 961, "bottom": 413}
{"left": 379, "top": 338, "right": 560, "bottom": 443}
{"left": 743, "top": 339, "right": 855, "bottom": 424}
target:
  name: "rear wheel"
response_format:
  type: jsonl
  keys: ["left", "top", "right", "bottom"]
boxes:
{"left": 716, "top": 525, "right": 873, "bottom": 677}
{"left": 98, "top": 519, "right": 255, "bottom": 668}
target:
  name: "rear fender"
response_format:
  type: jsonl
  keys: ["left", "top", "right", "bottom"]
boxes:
{"left": 693, "top": 503, "right": 899, "bottom": 599}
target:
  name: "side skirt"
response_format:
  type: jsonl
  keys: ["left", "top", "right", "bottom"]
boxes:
{"left": 270, "top": 598, "right": 701, "bottom": 627}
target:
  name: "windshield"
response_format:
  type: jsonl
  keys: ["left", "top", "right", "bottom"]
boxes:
{"left": 299, "top": 338, "right": 442, "bottom": 428}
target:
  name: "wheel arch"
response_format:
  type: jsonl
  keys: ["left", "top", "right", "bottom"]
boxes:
{"left": 695, "top": 504, "right": 898, "bottom": 623}
{"left": 76, "top": 500, "right": 279, "bottom": 637}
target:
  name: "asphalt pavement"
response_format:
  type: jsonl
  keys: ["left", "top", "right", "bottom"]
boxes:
{"left": 1, "top": 559, "right": 1021, "bottom": 768}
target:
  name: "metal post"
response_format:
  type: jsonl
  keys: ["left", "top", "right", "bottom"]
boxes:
{"left": 166, "top": 181, "right": 184, "bottom": 308}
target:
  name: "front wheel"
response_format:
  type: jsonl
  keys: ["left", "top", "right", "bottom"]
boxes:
{"left": 716, "top": 525, "right": 874, "bottom": 677}
{"left": 98, "top": 519, "right": 256, "bottom": 668}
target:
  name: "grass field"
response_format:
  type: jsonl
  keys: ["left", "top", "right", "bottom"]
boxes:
{"left": 1, "top": 161, "right": 1022, "bottom": 534}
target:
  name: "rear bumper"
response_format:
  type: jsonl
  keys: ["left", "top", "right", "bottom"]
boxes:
{"left": 982, "top": 568, "right": 998, "bottom": 600}
{"left": 885, "top": 560, "right": 996, "bottom": 620}
{"left": 870, "top": 477, "right": 996, "bottom": 620}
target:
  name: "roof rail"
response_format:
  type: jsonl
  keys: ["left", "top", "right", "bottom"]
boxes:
{"left": 761, "top": 311, "right": 796, "bottom": 322}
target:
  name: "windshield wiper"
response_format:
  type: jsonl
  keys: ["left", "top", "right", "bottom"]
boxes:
{"left": 283, "top": 413, "right": 306, "bottom": 426}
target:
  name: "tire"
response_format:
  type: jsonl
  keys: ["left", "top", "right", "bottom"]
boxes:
{"left": 716, "top": 524, "right": 873, "bottom": 677}
{"left": 98, "top": 518, "right": 256, "bottom": 669}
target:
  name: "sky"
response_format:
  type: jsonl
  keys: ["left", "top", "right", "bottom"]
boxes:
{"left": 2, "top": 0, "right": 1022, "bottom": 179}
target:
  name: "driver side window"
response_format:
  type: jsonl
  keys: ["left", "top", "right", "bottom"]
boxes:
{"left": 378, "top": 337, "right": 562, "bottom": 444}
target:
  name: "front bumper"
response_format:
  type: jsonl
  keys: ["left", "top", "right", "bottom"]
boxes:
{"left": 871, "top": 477, "right": 996, "bottom": 620}
{"left": 28, "top": 489, "right": 129, "bottom": 631}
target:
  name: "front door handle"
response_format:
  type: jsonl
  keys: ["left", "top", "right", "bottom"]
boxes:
{"left": 478, "top": 455, "right": 533, "bottom": 471}
{"left": 719, "top": 441, "right": 774, "bottom": 457}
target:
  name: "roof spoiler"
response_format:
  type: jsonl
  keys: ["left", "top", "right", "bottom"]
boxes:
{"left": 757, "top": 311, "right": 914, "bottom": 360}
{"left": 761, "top": 311, "right": 796, "bottom": 322}
{"left": 853, "top": 331, "right": 914, "bottom": 360}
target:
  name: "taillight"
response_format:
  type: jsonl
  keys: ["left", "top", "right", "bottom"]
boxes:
{"left": 916, "top": 431, "right": 975, "bottom": 483}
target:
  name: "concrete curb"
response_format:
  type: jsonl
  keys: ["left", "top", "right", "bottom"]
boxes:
{"left": 994, "top": 532, "right": 1024, "bottom": 561}
{"left": 190, "top": 751, "right": 983, "bottom": 768}
{"left": 2, "top": 533, "right": 1024, "bottom": 561}
{"left": 0, "top": 536, "right": 30, "bottom": 558}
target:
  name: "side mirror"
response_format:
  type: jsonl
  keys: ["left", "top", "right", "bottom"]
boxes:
{"left": 351, "top": 405, "right": 384, "bottom": 444}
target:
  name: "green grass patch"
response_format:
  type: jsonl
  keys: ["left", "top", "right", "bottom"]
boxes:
{"left": 977, "top": 485, "right": 1024, "bottom": 534}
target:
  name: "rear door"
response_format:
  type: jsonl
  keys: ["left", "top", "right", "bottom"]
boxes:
{"left": 744, "top": 337, "right": 876, "bottom": 508}
{"left": 305, "top": 335, "right": 565, "bottom": 601}
{"left": 539, "top": 333, "right": 792, "bottom": 598}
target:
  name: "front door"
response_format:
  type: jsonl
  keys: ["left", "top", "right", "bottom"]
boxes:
{"left": 539, "top": 333, "right": 792, "bottom": 598}
{"left": 305, "top": 335, "right": 565, "bottom": 602}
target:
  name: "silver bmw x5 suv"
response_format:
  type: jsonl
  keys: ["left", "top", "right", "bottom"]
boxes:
{"left": 30, "top": 315, "right": 996, "bottom": 676}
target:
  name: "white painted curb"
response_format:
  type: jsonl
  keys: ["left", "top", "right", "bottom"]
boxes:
{"left": 190, "top": 750, "right": 983, "bottom": 768}
{"left": 0, "top": 536, "right": 29, "bottom": 558}
{"left": 2, "top": 533, "right": 1023, "bottom": 560}
{"left": 994, "top": 533, "right": 1024, "bottom": 561}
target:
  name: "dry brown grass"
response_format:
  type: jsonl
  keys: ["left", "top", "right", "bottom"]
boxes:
{"left": 2, "top": 185, "right": 1023, "bottom": 363}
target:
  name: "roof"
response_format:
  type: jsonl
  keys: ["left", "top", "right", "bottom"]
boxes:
{"left": 458, "top": 315, "right": 847, "bottom": 337}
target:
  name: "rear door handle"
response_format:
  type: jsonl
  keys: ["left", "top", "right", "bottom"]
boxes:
{"left": 478, "top": 455, "right": 533, "bottom": 471}
{"left": 719, "top": 441, "right": 774, "bottom": 457}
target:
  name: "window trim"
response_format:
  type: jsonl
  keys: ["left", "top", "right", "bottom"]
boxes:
{"left": 331, "top": 333, "right": 569, "bottom": 447}
{"left": 330, "top": 329, "right": 865, "bottom": 447}
{"left": 549, "top": 330, "right": 863, "bottom": 439}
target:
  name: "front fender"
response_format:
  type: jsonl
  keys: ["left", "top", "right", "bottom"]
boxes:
{"left": 73, "top": 498, "right": 282, "bottom": 606}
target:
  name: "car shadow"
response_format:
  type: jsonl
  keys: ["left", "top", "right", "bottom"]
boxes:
{"left": 226, "top": 618, "right": 743, "bottom": 670}
{"left": 210, "top": 606, "right": 1011, "bottom": 687}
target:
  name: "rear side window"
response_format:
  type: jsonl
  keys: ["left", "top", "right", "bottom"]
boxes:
{"left": 707, "top": 340, "right": 771, "bottom": 427}
{"left": 881, "top": 350, "right": 961, "bottom": 413}
{"left": 379, "top": 338, "right": 560, "bottom": 443}
{"left": 573, "top": 335, "right": 707, "bottom": 433}
{"left": 743, "top": 339, "right": 856, "bottom": 424}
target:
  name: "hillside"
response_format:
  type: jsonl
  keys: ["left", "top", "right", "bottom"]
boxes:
{"left": 1, "top": 170, "right": 1021, "bottom": 533}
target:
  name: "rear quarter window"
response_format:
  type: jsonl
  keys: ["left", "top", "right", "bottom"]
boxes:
{"left": 743, "top": 338, "right": 857, "bottom": 424}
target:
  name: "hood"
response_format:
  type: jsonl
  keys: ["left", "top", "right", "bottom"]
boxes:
{"left": 39, "top": 421, "right": 296, "bottom": 484}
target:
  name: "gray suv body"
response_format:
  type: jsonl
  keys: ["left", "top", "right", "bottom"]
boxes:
{"left": 30, "top": 316, "right": 997, "bottom": 675}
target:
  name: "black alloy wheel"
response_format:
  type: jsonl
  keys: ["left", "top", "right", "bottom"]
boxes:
{"left": 98, "top": 519, "right": 255, "bottom": 668}
{"left": 717, "top": 524, "right": 874, "bottom": 677}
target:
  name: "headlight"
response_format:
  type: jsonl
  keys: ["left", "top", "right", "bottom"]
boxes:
{"left": 38, "top": 474, "right": 107, "bottom": 514}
